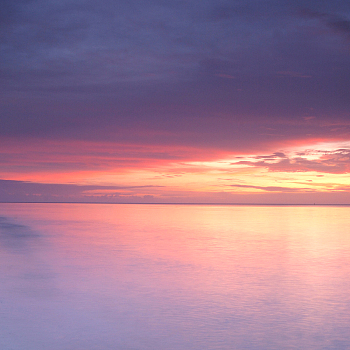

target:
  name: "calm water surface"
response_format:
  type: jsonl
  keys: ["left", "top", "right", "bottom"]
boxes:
{"left": 0, "top": 203, "right": 350, "bottom": 350}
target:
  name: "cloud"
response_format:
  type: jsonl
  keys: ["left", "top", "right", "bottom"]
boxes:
{"left": 0, "top": 179, "right": 163, "bottom": 202}
{"left": 233, "top": 149, "right": 350, "bottom": 174}
{"left": 1, "top": 0, "right": 350, "bottom": 204}
{"left": 277, "top": 71, "right": 312, "bottom": 78}
{"left": 0, "top": 139, "right": 228, "bottom": 179}
{"left": 300, "top": 8, "right": 350, "bottom": 37}
{"left": 254, "top": 152, "right": 287, "bottom": 160}
{"left": 229, "top": 184, "right": 311, "bottom": 192}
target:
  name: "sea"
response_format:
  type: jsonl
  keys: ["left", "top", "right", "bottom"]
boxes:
{"left": 1, "top": 203, "right": 349, "bottom": 350}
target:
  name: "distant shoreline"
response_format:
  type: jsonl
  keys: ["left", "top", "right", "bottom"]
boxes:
{"left": 0, "top": 202, "right": 349, "bottom": 206}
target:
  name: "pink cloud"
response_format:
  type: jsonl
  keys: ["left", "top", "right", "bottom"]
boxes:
{"left": 233, "top": 149, "right": 350, "bottom": 174}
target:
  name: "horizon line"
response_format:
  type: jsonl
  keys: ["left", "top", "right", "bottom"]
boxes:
{"left": 1, "top": 202, "right": 350, "bottom": 206}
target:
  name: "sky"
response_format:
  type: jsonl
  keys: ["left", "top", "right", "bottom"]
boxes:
{"left": 1, "top": 0, "right": 350, "bottom": 204}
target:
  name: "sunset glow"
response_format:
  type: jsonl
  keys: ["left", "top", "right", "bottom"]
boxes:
{"left": 1, "top": 0, "right": 350, "bottom": 204}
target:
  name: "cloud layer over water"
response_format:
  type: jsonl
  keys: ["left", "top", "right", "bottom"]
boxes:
{"left": 1, "top": 0, "right": 350, "bottom": 202}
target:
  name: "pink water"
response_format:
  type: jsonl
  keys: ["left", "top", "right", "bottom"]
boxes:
{"left": 1, "top": 204, "right": 350, "bottom": 349}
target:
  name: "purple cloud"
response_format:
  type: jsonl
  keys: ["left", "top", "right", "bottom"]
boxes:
{"left": 229, "top": 184, "right": 312, "bottom": 192}
{"left": 233, "top": 149, "right": 350, "bottom": 174}
{"left": 1, "top": 0, "right": 350, "bottom": 206}
{"left": 0, "top": 179, "right": 163, "bottom": 203}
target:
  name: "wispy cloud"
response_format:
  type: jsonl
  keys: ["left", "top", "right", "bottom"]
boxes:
{"left": 300, "top": 8, "right": 350, "bottom": 37}
{"left": 229, "top": 184, "right": 311, "bottom": 192}
{"left": 0, "top": 179, "right": 162, "bottom": 202}
{"left": 1, "top": 0, "right": 350, "bottom": 203}
{"left": 233, "top": 149, "right": 350, "bottom": 174}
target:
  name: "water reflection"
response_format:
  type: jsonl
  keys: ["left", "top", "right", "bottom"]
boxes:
{"left": 0, "top": 214, "right": 57, "bottom": 304}
{"left": 0, "top": 204, "right": 350, "bottom": 350}
{"left": 0, "top": 216, "right": 40, "bottom": 251}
